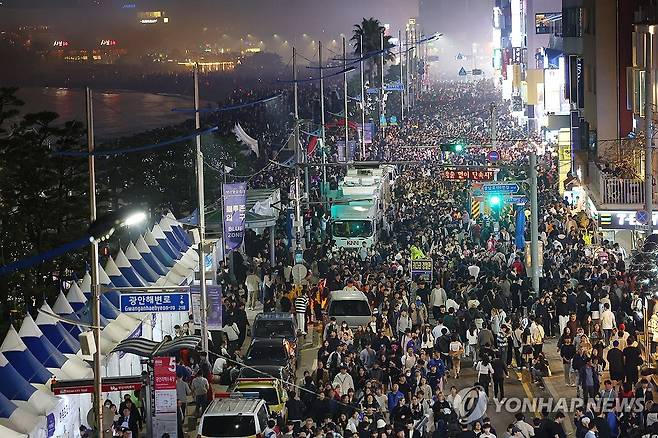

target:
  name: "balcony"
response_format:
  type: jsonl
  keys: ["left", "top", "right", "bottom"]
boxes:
{"left": 588, "top": 161, "right": 655, "bottom": 208}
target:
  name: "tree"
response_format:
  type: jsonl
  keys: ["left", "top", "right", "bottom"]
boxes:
{"left": 0, "top": 90, "right": 88, "bottom": 317}
{"left": 351, "top": 18, "right": 396, "bottom": 83}
{"left": 0, "top": 87, "right": 24, "bottom": 134}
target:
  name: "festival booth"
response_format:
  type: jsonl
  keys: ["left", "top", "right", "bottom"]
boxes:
{"left": 0, "top": 214, "right": 198, "bottom": 437}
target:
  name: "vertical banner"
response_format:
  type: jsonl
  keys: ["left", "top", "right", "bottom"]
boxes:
{"left": 515, "top": 206, "right": 526, "bottom": 250}
{"left": 153, "top": 356, "right": 178, "bottom": 437}
{"left": 337, "top": 141, "right": 346, "bottom": 162}
{"left": 207, "top": 285, "right": 223, "bottom": 330}
{"left": 223, "top": 182, "right": 247, "bottom": 252}
{"left": 363, "top": 122, "right": 373, "bottom": 144}
{"left": 190, "top": 285, "right": 223, "bottom": 329}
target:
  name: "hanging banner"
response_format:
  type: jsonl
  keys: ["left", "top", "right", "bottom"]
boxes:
{"left": 223, "top": 182, "right": 247, "bottom": 252}
{"left": 191, "top": 285, "right": 224, "bottom": 330}
{"left": 363, "top": 122, "right": 373, "bottom": 144}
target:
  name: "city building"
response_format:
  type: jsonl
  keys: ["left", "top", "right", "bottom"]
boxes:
{"left": 136, "top": 10, "right": 169, "bottom": 25}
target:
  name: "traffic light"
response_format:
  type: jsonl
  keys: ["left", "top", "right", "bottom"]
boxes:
{"left": 440, "top": 140, "right": 466, "bottom": 153}
{"left": 487, "top": 194, "right": 502, "bottom": 208}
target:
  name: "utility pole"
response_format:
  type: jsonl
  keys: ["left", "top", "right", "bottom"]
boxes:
{"left": 530, "top": 151, "right": 540, "bottom": 293}
{"left": 360, "top": 34, "right": 366, "bottom": 158}
{"left": 399, "top": 29, "right": 405, "bottom": 121}
{"left": 646, "top": 31, "right": 654, "bottom": 237}
{"left": 86, "top": 86, "right": 103, "bottom": 437}
{"left": 193, "top": 65, "right": 209, "bottom": 354}
{"left": 293, "top": 47, "right": 303, "bottom": 250}
{"left": 343, "top": 36, "right": 349, "bottom": 161}
{"left": 405, "top": 28, "right": 410, "bottom": 112}
{"left": 490, "top": 102, "right": 498, "bottom": 150}
{"left": 418, "top": 31, "right": 423, "bottom": 96}
{"left": 380, "top": 29, "right": 385, "bottom": 138}
{"left": 490, "top": 102, "right": 498, "bottom": 181}
{"left": 319, "top": 41, "right": 327, "bottom": 196}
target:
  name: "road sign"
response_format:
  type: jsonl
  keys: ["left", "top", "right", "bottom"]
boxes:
{"left": 487, "top": 150, "right": 500, "bottom": 162}
{"left": 411, "top": 258, "right": 433, "bottom": 282}
{"left": 458, "top": 67, "right": 467, "bottom": 76}
{"left": 366, "top": 87, "right": 380, "bottom": 94}
{"left": 292, "top": 264, "right": 308, "bottom": 284}
{"left": 443, "top": 169, "right": 495, "bottom": 181}
{"left": 506, "top": 194, "right": 529, "bottom": 204}
{"left": 120, "top": 292, "right": 190, "bottom": 313}
{"left": 457, "top": 53, "right": 465, "bottom": 60}
{"left": 636, "top": 210, "right": 650, "bottom": 225}
{"left": 483, "top": 183, "right": 520, "bottom": 194}
{"left": 635, "top": 224, "right": 651, "bottom": 231}
{"left": 384, "top": 82, "right": 404, "bottom": 91}
{"left": 472, "top": 69, "right": 483, "bottom": 76}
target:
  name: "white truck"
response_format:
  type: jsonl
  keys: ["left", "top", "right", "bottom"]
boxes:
{"left": 330, "top": 165, "right": 395, "bottom": 249}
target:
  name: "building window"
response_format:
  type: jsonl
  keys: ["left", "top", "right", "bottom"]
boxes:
{"left": 562, "top": 7, "right": 583, "bottom": 37}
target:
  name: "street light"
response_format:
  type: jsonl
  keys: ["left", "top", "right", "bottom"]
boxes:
{"left": 88, "top": 207, "right": 146, "bottom": 434}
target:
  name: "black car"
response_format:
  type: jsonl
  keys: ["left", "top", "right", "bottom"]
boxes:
{"left": 243, "top": 338, "right": 296, "bottom": 374}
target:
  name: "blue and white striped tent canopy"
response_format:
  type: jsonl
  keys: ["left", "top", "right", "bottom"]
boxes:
{"left": 0, "top": 213, "right": 199, "bottom": 436}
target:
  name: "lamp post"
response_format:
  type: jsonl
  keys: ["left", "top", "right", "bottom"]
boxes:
{"left": 86, "top": 206, "right": 146, "bottom": 434}
{"left": 86, "top": 87, "right": 149, "bottom": 434}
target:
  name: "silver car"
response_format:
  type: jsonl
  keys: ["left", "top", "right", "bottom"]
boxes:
{"left": 327, "top": 290, "right": 372, "bottom": 328}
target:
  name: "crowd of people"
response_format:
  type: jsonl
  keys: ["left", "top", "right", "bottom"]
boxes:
{"left": 162, "top": 79, "right": 658, "bottom": 438}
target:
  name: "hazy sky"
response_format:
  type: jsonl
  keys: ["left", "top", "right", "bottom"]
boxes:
{"left": 0, "top": 0, "right": 420, "bottom": 44}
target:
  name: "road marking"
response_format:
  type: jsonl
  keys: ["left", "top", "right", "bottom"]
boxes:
{"left": 514, "top": 369, "right": 540, "bottom": 417}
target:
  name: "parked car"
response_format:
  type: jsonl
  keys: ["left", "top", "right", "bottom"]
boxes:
{"left": 198, "top": 394, "right": 269, "bottom": 438}
{"left": 243, "top": 338, "right": 296, "bottom": 375}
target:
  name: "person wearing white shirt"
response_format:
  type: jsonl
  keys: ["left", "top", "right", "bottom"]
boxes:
{"left": 513, "top": 413, "right": 535, "bottom": 437}
{"left": 430, "top": 285, "right": 447, "bottom": 320}
{"left": 468, "top": 264, "right": 480, "bottom": 279}
{"left": 244, "top": 270, "right": 261, "bottom": 311}
{"left": 432, "top": 322, "right": 449, "bottom": 339}
{"left": 332, "top": 367, "right": 354, "bottom": 395}
{"left": 600, "top": 303, "right": 616, "bottom": 343}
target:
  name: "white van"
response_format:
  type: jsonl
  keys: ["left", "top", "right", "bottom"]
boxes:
{"left": 197, "top": 395, "right": 269, "bottom": 438}
{"left": 327, "top": 290, "right": 372, "bottom": 328}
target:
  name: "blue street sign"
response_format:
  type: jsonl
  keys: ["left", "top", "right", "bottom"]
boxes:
{"left": 384, "top": 82, "right": 404, "bottom": 91}
{"left": 366, "top": 87, "right": 380, "bottom": 94}
{"left": 506, "top": 194, "right": 529, "bottom": 204}
{"left": 120, "top": 293, "right": 190, "bottom": 313}
{"left": 483, "top": 183, "right": 520, "bottom": 194}
{"left": 487, "top": 150, "right": 500, "bottom": 161}
{"left": 636, "top": 210, "right": 650, "bottom": 225}
{"left": 389, "top": 116, "right": 398, "bottom": 126}
{"left": 458, "top": 67, "right": 468, "bottom": 76}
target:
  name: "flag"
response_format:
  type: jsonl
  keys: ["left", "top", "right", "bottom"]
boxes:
{"left": 232, "top": 123, "right": 259, "bottom": 157}
{"left": 307, "top": 136, "right": 319, "bottom": 156}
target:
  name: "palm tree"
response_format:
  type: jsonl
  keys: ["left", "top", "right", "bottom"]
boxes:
{"left": 351, "top": 18, "right": 395, "bottom": 84}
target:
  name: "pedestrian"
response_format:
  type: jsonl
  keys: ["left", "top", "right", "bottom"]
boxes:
{"left": 529, "top": 317, "right": 545, "bottom": 358}
{"left": 475, "top": 355, "right": 494, "bottom": 397}
{"left": 245, "top": 269, "right": 261, "bottom": 311}
{"left": 295, "top": 290, "right": 310, "bottom": 335}
{"left": 559, "top": 336, "right": 576, "bottom": 386}
{"left": 492, "top": 352, "right": 509, "bottom": 400}
{"left": 449, "top": 334, "right": 464, "bottom": 379}
{"left": 191, "top": 370, "right": 210, "bottom": 417}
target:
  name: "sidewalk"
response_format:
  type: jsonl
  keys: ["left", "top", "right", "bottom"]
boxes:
{"left": 542, "top": 338, "right": 577, "bottom": 437}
